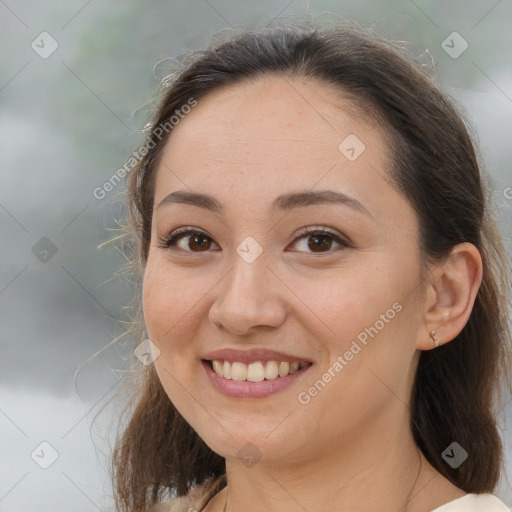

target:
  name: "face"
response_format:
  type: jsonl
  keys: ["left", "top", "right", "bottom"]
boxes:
{"left": 142, "top": 74, "right": 427, "bottom": 467}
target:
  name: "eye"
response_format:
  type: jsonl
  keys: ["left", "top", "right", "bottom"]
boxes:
{"left": 157, "top": 225, "right": 350, "bottom": 255}
{"left": 289, "top": 226, "right": 349, "bottom": 255}
{"left": 157, "top": 226, "right": 219, "bottom": 252}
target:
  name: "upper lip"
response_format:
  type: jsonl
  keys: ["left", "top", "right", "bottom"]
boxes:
{"left": 203, "top": 348, "right": 313, "bottom": 365}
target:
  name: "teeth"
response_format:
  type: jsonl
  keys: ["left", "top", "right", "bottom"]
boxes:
{"left": 264, "top": 361, "right": 279, "bottom": 380}
{"left": 223, "top": 360, "right": 232, "bottom": 379}
{"left": 210, "top": 360, "right": 309, "bottom": 381}
{"left": 247, "top": 362, "right": 265, "bottom": 382}
{"left": 212, "top": 360, "right": 223, "bottom": 375}
{"left": 231, "top": 362, "right": 247, "bottom": 381}
{"left": 278, "top": 361, "right": 290, "bottom": 377}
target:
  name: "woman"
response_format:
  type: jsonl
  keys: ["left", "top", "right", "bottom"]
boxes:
{"left": 111, "top": 21, "right": 512, "bottom": 512}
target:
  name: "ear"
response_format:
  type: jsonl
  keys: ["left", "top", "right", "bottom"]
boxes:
{"left": 416, "top": 242, "right": 483, "bottom": 350}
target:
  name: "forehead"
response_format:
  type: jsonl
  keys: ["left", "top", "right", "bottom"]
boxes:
{"left": 153, "top": 74, "right": 396, "bottom": 215}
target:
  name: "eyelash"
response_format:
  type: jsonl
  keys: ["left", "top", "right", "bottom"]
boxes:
{"left": 157, "top": 225, "right": 350, "bottom": 257}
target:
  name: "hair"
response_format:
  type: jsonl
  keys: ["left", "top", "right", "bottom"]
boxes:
{"left": 110, "top": 19, "right": 512, "bottom": 512}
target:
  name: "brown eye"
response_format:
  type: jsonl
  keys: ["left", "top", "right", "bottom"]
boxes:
{"left": 157, "top": 227, "right": 219, "bottom": 252}
{"left": 289, "top": 227, "right": 349, "bottom": 255}
{"left": 187, "top": 233, "right": 212, "bottom": 251}
{"left": 308, "top": 234, "right": 334, "bottom": 252}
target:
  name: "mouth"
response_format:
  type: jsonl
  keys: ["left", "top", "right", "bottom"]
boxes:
{"left": 201, "top": 357, "right": 313, "bottom": 399}
{"left": 205, "top": 359, "right": 313, "bottom": 382}
{"left": 200, "top": 347, "right": 314, "bottom": 398}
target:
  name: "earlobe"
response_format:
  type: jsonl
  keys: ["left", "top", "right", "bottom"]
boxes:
{"left": 417, "top": 243, "right": 483, "bottom": 351}
{"left": 429, "top": 329, "right": 439, "bottom": 348}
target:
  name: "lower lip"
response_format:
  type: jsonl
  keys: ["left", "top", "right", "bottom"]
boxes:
{"left": 201, "top": 360, "right": 311, "bottom": 398}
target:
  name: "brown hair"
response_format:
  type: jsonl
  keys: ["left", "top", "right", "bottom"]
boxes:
{"left": 110, "top": 20, "right": 512, "bottom": 512}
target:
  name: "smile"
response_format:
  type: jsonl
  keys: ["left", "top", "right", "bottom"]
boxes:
{"left": 209, "top": 360, "right": 311, "bottom": 382}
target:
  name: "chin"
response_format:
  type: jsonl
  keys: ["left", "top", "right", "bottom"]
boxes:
{"left": 192, "top": 416, "right": 310, "bottom": 467}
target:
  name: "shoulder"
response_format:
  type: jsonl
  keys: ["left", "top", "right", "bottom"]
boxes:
{"left": 151, "top": 476, "right": 226, "bottom": 512}
{"left": 151, "top": 486, "right": 207, "bottom": 512}
{"left": 150, "top": 490, "right": 203, "bottom": 512}
{"left": 431, "top": 493, "right": 511, "bottom": 512}
{"left": 151, "top": 497, "right": 194, "bottom": 512}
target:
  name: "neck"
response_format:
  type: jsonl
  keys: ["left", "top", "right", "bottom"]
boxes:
{"left": 220, "top": 412, "right": 436, "bottom": 512}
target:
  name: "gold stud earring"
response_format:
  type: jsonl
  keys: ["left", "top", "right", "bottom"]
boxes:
{"left": 429, "top": 329, "right": 439, "bottom": 348}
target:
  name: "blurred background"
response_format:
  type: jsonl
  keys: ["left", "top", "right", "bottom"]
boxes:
{"left": 1, "top": 1, "right": 511, "bottom": 510}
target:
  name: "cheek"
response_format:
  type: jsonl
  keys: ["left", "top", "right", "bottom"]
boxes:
{"left": 296, "top": 256, "right": 420, "bottom": 388}
{"left": 142, "top": 264, "right": 202, "bottom": 414}
{"left": 292, "top": 270, "right": 419, "bottom": 434}
{"left": 142, "top": 269, "right": 173, "bottom": 345}
{"left": 292, "top": 259, "right": 406, "bottom": 344}
{"left": 142, "top": 261, "right": 205, "bottom": 346}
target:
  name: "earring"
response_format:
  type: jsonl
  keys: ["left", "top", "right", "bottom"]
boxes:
{"left": 429, "top": 329, "right": 439, "bottom": 348}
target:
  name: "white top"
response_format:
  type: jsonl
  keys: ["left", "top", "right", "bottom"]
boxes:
{"left": 155, "top": 492, "right": 511, "bottom": 511}
{"left": 431, "top": 493, "right": 511, "bottom": 511}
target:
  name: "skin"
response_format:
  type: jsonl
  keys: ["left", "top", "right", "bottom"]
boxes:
{"left": 142, "top": 74, "right": 482, "bottom": 512}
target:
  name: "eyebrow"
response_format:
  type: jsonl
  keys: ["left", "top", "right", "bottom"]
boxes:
{"left": 156, "top": 189, "right": 373, "bottom": 218}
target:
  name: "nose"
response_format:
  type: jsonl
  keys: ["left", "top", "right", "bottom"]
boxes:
{"left": 208, "top": 255, "right": 288, "bottom": 336}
